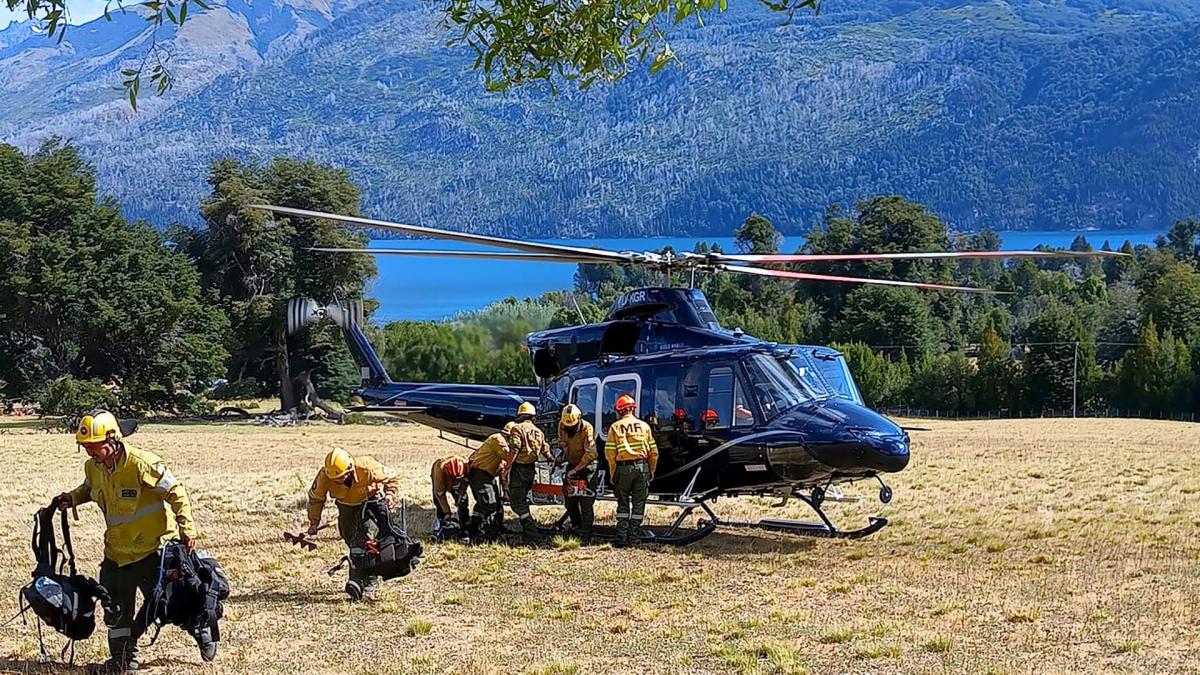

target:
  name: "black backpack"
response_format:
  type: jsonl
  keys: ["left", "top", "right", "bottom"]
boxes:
{"left": 138, "top": 540, "right": 230, "bottom": 644}
{"left": 344, "top": 498, "right": 423, "bottom": 581}
{"left": 17, "top": 505, "right": 112, "bottom": 659}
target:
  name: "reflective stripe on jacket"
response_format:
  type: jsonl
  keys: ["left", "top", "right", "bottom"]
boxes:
{"left": 605, "top": 414, "right": 659, "bottom": 475}
{"left": 68, "top": 446, "right": 197, "bottom": 567}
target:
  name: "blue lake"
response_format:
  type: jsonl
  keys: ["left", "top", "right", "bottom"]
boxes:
{"left": 367, "top": 230, "right": 1162, "bottom": 321}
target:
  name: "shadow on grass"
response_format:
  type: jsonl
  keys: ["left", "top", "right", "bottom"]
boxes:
{"left": 225, "top": 588, "right": 348, "bottom": 606}
{"left": 0, "top": 658, "right": 86, "bottom": 674}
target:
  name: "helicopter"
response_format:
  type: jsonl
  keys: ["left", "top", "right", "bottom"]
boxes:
{"left": 255, "top": 204, "right": 1120, "bottom": 545}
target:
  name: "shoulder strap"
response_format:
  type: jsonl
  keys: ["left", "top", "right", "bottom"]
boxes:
{"left": 31, "top": 508, "right": 57, "bottom": 576}
{"left": 58, "top": 509, "right": 77, "bottom": 577}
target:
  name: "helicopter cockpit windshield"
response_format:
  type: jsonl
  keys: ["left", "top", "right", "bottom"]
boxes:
{"left": 742, "top": 353, "right": 813, "bottom": 421}
{"left": 784, "top": 349, "right": 864, "bottom": 405}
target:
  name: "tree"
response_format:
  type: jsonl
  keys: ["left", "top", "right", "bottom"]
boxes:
{"left": 975, "top": 323, "right": 1017, "bottom": 411}
{"left": 1021, "top": 301, "right": 1097, "bottom": 412}
{"left": 837, "top": 286, "right": 938, "bottom": 357}
{"left": 735, "top": 212, "right": 782, "bottom": 255}
{"left": 0, "top": 141, "right": 228, "bottom": 412}
{"left": 1142, "top": 263, "right": 1200, "bottom": 345}
{"left": 185, "top": 157, "right": 377, "bottom": 409}
{"left": 1115, "top": 318, "right": 1193, "bottom": 412}
{"left": 1164, "top": 218, "right": 1200, "bottom": 266}
{"left": 8, "top": 0, "right": 822, "bottom": 104}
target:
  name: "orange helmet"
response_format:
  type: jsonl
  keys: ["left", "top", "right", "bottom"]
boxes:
{"left": 443, "top": 456, "right": 467, "bottom": 481}
{"left": 702, "top": 409, "right": 719, "bottom": 423}
{"left": 615, "top": 393, "right": 636, "bottom": 414}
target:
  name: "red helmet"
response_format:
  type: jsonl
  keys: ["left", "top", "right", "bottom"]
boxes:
{"left": 615, "top": 393, "right": 636, "bottom": 413}
{"left": 702, "top": 409, "right": 719, "bottom": 423}
{"left": 673, "top": 408, "right": 686, "bottom": 420}
{"left": 443, "top": 456, "right": 467, "bottom": 481}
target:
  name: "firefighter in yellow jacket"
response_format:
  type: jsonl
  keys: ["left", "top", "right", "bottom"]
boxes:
{"left": 557, "top": 404, "right": 598, "bottom": 544}
{"left": 306, "top": 447, "right": 399, "bottom": 600}
{"left": 605, "top": 394, "right": 658, "bottom": 547}
{"left": 430, "top": 455, "right": 470, "bottom": 538}
{"left": 507, "top": 402, "right": 551, "bottom": 544}
{"left": 55, "top": 411, "right": 206, "bottom": 674}
{"left": 466, "top": 423, "right": 514, "bottom": 541}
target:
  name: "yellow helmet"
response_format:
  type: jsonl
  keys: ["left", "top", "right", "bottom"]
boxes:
{"left": 76, "top": 411, "right": 121, "bottom": 445}
{"left": 516, "top": 401, "right": 536, "bottom": 417}
{"left": 503, "top": 422, "right": 517, "bottom": 434}
{"left": 324, "top": 447, "right": 355, "bottom": 479}
{"left": 561, "top": 404, "right": 582, "bottom": 426}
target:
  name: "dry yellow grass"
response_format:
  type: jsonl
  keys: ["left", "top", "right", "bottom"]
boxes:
{"left": 0, "top": 417, "right": 1198, "bottom": 674}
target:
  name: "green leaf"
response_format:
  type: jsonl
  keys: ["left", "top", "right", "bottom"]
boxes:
{"left": 179, "top": 2, "right": 187, "bottom": 24}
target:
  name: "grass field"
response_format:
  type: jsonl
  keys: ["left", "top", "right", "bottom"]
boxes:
{"left": 0, "top": 418, "right": 1197, "bottom": 674}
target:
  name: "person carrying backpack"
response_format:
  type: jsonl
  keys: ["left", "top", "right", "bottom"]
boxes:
{"left": 53, "top": 411, "right": 212, "bottom": 674}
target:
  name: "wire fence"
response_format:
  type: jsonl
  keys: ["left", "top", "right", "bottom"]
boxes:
{"left": 881, "top": 406, "right": 1198, "bottom": 423}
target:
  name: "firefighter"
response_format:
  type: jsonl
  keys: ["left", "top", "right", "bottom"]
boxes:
{"left": 306, "top": 447, "right": 400, "bottom": 600}
{"left": 605, "top": 394, "right": 659, "bottom": 547}
{"left": 54, "top": 411, "right": 210, "bottom": 674}
{"left": 557, "top": 404, "right": 598, "bottom": 544}
{"left": 467, "top": 422, "right": 516, "bottom": 541}
{"left": 506, "top": 401, "right": 551, "bottom": 544}
{"left": 431, "top": 455, "right": 470, "bottom": 538}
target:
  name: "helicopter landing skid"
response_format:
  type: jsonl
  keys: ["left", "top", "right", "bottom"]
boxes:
{"left": 539, "top": 491, "right": 886, "bottom": 545}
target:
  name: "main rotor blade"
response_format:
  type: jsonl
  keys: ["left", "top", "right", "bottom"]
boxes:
{"left": 310, "top": 247, "right": 611, "bottom": 264}
{"left": 721, "top": 264, "right": 1008, "bottom": 294}
{"left": 714, "top": 250, "right": 1129, "bottom": 264}
{"left": 249, "top": 205, "right": 632, "bottom": 264}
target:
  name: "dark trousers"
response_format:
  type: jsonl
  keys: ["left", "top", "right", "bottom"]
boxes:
{"left": 433, "top": 485, "right": 470, "bottom": 524}
{"left": 337, "top": 501, "right": 378, "bottom": 584}
{"left": 468, "top": 468, "right": 503, "bottom": 536}
{"left": 99, "top": 552, "right": 161, "bottom": 666}
{"left": 613, "top": 461, "right": 649, "bottom": 542}
{"left": 508, "top": 463, "right": 539, "bottom": 539}
{"left": 563, "top": 463, "right": 597, "bottom": 538}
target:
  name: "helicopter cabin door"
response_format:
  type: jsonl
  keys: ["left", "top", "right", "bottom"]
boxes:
{"left": 570, "top": 373, "right": 641, "bottom": 468}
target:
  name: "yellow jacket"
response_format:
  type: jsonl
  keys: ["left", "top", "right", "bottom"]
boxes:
{"left": 307, "top": 456, "right": 399, "bottom": 527}
{"left": 468, "top": 433, "right": 510, "bottom": 477}
{"left": 68, "top": 446, "right": 197, "bottom": 567}
{"left": 510, "top": 419, "right": 550, "bottom": 465}
{"left": 431, "top": 455, "right": 466, "bottom": 514}
{"left": 558, "top": 420, "right": 597, "bottom": 467}
{"left": 605, "top": 414, "right": 659, "bottom": 476}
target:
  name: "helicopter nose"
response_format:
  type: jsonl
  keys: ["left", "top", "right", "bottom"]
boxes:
{"left": 846, "top": 426, "right": 910, "bottom": 473}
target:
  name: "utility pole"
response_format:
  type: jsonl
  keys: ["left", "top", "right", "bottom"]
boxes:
{"left": 1072, "top": 340, "right": 1079, "bottom": 418}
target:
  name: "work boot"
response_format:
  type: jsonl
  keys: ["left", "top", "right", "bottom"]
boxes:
{"left": 192, "top": 626, "right": 218, "bottom": 662}
{"left": 344, "top": 579, "right": 364, "bottom": 602}
{"left": 363, "top": 577, "right": 380, "bottom": 596}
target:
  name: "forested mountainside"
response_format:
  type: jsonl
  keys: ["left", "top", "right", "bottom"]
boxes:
{"left": 2, "top": 0, "right": 1199, "bottom": 236}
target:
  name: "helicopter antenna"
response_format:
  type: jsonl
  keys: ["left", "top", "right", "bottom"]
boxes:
{"left": 570, "top": 293, "right": 586, "bottom": 324}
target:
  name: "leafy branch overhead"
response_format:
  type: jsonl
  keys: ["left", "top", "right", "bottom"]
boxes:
{"left": 442, "top": 0, "right": 823, "bottom": 90}
{"left": 6, "top": 0, "right": 821, "bottom": 105}
{"left": 7, "top": 0, "right": 209, "bottom": 108}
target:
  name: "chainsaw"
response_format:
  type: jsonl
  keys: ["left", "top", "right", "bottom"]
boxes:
{"left": 283, "top": 524, "right": 330, "bottom": 551}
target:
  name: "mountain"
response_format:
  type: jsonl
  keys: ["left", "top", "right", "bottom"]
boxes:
{"left": 2, "top": 0, "right": 1200, "bottom": 237}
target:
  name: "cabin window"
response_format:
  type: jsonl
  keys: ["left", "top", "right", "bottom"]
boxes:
{"left": 571, "top": 382, "right": 598, "bottom": 434}
{"left": 733, "top": 376, "right": 755, "bottom": 427}
{"left": 705, "top": 367, "right": 734, "bottom": 429}
{"left": 601, "top": 376, "right": 640, "bottom": 434}
{"left": 649, "top": 369, "right": 678, "bottom": 432}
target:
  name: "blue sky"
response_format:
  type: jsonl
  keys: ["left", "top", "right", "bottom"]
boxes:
{"left": 1, "top": 0, "right": 109, "bottom": 29}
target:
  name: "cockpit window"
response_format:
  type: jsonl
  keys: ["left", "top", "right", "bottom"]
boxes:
{"left": 784, "top": 352, "right": 836, "bottom": 399}
{"left": 743, "top": 354, "right": 810, "bottom": 420}
{"left": 789, "top": 351, "right": 863, "bottom": 404}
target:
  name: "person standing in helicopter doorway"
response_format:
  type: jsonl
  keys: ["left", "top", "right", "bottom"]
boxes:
{"left": 557, "top": 404, "right": 598, "bottom": 545}
{"left": 506, "top": 402, "right": 551, "bottom": 545}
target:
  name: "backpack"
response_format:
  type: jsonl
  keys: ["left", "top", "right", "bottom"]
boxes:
{"left": 17, "top": 505, "right": 112, "bottom": 660}
{"left": 138, "top": 540, "right": 230, "bottom": 644}
{"left": 343, "top": 498, "right": 423, "bottom": 581}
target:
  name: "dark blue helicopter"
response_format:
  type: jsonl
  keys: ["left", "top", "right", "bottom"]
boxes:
{"left": 261, "top": 205, "right": 1119, "bottom": 545}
